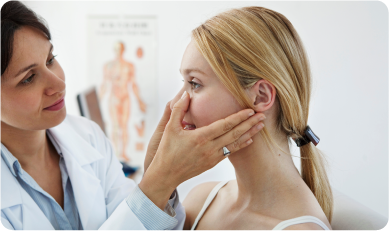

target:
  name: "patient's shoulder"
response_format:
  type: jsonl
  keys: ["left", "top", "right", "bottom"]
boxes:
{"left": 183, "top": 181, "right": 220, "bottom": 229}
{"left": 284, "top": 222, "right": 326, "bottom": 230}
{"left": 184, "top": 181, "right": 220, "bottom": 205}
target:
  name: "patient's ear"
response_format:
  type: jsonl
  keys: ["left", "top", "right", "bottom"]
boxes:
{"left": 249, "top": 79, "right": 276, "bottom": 112}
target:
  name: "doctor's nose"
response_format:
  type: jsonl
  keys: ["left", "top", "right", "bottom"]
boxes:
{"left": 170, "top": 88, "right": 186, "bottom": 111}
{"left": 44, "top": 72, "right": 66, "bottom": 96}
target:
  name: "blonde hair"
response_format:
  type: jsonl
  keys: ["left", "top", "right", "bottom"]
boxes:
{"left": 192, "top": 6, "right": 333, "bottom": 222}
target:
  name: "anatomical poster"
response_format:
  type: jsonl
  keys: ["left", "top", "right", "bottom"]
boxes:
{"left": 87, "top": 15, "right": 157, "bottom": 176}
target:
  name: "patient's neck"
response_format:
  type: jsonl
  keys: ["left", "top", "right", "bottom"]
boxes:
{"left": 228, "top": 126, "right": 302, "bottom": 210}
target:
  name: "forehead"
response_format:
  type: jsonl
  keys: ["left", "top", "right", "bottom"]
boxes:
{"left": 6, "top": 27, "right": 51, "bottom": 76}
{"left": 180, "top": 40, "right": 214, "bottom": 75}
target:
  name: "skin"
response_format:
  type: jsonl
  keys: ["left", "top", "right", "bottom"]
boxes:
{"left": 1, "top": 26, "right": 267, "bottom": 218}
{"left": 173, "top": 43, "right": 243, "bottom": 128}
{"left": 177, "top": 41, "right": 332, "bottom": 230}
{"left": 1, "top": 27, "right": 66, "bottom": 208}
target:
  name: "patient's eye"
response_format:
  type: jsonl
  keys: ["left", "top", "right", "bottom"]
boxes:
{"left": 188, "top": 80, "right": 201, "bottom": 90}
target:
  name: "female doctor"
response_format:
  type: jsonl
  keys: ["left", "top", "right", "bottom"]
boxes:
{"left": 0, "top": 1, "right": 266, "bottom": 230}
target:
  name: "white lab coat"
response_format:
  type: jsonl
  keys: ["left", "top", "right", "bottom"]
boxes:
{"left": 1, "top": 115, "right": 185, "bottom": 230}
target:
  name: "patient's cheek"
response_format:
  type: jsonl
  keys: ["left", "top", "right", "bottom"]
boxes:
{"left": 190, "top": 99, "right": 217, "bottom": 127}
{"left": 190, "top": 93, "right": 242, "bottom": 128}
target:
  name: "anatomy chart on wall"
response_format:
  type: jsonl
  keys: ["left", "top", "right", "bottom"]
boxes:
{"left": 87, "top": 15, "right": 157, "bottom": 174}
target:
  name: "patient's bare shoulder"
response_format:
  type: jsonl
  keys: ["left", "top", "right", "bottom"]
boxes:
{"left": 284, "top": 222, "right": 327, "bottom": 230}
{"left": 182, "top": 181, "right": 220, "bottom": 229}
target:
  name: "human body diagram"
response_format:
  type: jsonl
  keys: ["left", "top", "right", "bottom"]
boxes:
{"left": 99, "top": 42, "right": 146, "bottom": 162}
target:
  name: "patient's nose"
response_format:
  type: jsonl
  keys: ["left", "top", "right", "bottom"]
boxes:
{"left": 170, "top": 88, "right": 185, "bottom": 111}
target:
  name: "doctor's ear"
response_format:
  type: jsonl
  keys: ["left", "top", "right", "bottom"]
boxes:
{"left": 249, "top": 79, "right": 276, "bottom": 112}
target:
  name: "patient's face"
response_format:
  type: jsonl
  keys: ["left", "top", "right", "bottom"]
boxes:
{"left": 171, "top": 40, "right": 243, "bottom": 129}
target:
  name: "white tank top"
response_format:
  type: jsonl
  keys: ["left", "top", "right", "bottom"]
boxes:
{"left": 191, "top": 181, "right": 330, "bottom": 230}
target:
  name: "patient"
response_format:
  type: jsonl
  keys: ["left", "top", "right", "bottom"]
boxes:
{"left": 171, "top": 6, "right": 333, "bottom": 230}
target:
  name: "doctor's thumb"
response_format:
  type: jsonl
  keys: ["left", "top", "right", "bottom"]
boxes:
{"left": 169, "top": 91, "right": 190, "bottom": 130}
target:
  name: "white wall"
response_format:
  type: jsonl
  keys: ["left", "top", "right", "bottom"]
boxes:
{"left": 22, "top": 1, "right": 388, "bottom": 218}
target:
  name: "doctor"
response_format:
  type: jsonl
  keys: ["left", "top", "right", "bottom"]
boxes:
{"left": 1, "top": 1, "right": 266, "bottom": 230}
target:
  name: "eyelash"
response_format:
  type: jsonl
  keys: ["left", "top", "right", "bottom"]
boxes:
{"left": 182, "top": 80, "right": 201, "bottom": 90}
{"left": 20, "top": 55, "right": 57, "bottom": 86}
{"left": 21, "top": 74, "right": 35, "bottom": 85}
{"left": 47, "top": 55, "right": 57, "bottom": 65}
{"left": 188, "top": 81, "right": 201, "bottom": 90}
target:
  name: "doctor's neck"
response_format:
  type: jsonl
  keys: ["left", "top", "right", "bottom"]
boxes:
{"left": 1, "top": 122, "right": 55, "bottom": 168}
{"left": 227, "top": 115, "right": 303, "bottom": 207}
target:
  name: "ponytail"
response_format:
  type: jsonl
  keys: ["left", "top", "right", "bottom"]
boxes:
{"left": 300, "top": 143, "right": 333, "bottom": 222}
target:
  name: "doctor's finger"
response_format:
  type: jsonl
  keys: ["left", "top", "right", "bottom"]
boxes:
{"left": 213, "top": 113, "right": 265, "bottom": 149}
{"left": 156, "top": 101, "right": 172, "bottom": 132}
{"left": 169, "top": 91, "right": 190, "bottom": 132}
{"left": 197, "top": 109, "right": 256, "bottom": 141}
{"left": 221, "top": 122, "right": 264, "bottom": 155}
{"left": 144, "top": 101, "right": 173, "bottom": 172}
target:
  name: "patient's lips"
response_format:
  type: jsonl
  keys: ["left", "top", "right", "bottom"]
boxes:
{"left": 182, "top": 120, "right": 196, "bottom": 130}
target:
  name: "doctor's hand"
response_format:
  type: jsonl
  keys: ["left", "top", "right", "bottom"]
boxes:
{"left": 143, "top": 101, "right": 173, "bottom": 174}
{"left": 139, "top": 91, "right": 265, "bottom": 210}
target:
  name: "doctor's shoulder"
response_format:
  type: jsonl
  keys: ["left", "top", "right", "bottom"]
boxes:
{"left": 61, "top": 114, "right": 106, "bottom": 147}
{"left": 58, "top": 114, "right": 115, "bottom": 165}
{"left": 182, "top": 181, "right": 221, "bottom": 229}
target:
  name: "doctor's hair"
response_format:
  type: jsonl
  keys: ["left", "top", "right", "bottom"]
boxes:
{"left": 1, "top": 1, "right": 51, "bottom": 75}
{"left": 192, "top": 6, "right": 333, "bottom": 222}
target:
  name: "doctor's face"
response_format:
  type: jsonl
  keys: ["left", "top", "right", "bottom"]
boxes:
{"left": 171, "top": 40, "right": 243, "bottom": 130}
{"left": 1, "top": 26, "right": 66, "bottom": 131}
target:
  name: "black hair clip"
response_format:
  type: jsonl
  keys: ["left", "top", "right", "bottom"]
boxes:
{"left": 294, "top": 125, "right": 320, "bottom": 147}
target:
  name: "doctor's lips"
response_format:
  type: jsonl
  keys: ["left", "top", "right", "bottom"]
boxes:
{"left": 44, "top": 97, "right": 65, "bottom": 111}
{"left": 182, "top": 121, "right": 196, "bottom": 130}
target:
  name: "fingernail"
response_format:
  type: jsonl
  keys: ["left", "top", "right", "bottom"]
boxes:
{"left": 257, "top": 123, "right": 264, "bottom": 130}
{"left": 247, "top": 139, "right": 253, "bottom": 144}
{"left": 181, "top": 91, "right": 187, "bottom": 99}
{"left": 248, "top": 110, "right": 255, "bottom": 117}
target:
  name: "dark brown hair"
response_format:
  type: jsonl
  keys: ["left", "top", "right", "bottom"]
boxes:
{"left": 1, "top": 1, "right": 51, "bottom": 75}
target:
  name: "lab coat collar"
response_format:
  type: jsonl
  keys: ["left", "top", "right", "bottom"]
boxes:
{"left": 48, "top": 119, "right": 104, "bottom": 166}
{"left": 48, "top": 118, "right": 106, "bottom": 229}
{"left": 1, "top": 159, "right": 22, "bottom": 209}
{"left": 2, "top": 159, "right": 55, "bottom": 229}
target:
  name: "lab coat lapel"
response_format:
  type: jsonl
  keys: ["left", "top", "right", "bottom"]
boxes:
{"left": 49, "top": 122, "right": 106, "bottom": 229}
{"left": 21, "top": 189, "right": 55, "bottom": 230}
{"left": 1, "top": 159, "right": 54, "bottom": 229}
{"left": 1, "top": 159, "right": 21, "bottom": 209}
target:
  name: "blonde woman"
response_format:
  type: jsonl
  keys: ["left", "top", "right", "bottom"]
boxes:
{"left": 170, "top": 6, "right": 333, "bottom": 230}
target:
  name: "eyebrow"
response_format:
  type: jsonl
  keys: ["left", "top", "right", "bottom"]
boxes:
{"left": 13, "top": 44, "right": 53, "bottom": 78}
{"left": 180, "top": 68, "right": 206, "bottom": 76}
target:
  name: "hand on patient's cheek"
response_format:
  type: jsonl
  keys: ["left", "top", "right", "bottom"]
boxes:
{"left": 139, "top": 91, "right": 265, "bottom": 210}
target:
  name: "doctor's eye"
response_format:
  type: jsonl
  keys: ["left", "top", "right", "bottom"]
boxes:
{"left": 21, "top": 74, "right": 35, "bottom": 85}
{"left": 47, "top": 55, "right": 57, "bottom": 65}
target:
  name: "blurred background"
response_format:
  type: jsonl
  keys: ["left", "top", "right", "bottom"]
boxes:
{"left": 22, "top": 1, "right": 388, "bottom": 219}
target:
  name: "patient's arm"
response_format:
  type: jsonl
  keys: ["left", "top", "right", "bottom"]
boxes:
{"left": 182, "top": 181, "right": 220, "bottom": 230}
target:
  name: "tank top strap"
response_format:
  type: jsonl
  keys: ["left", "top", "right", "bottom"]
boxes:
{"left": 272, "top": 215, "right": 330, "bottom": 230}
{"left": 190, "top": 181, "right": 229, "bottom": 230}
